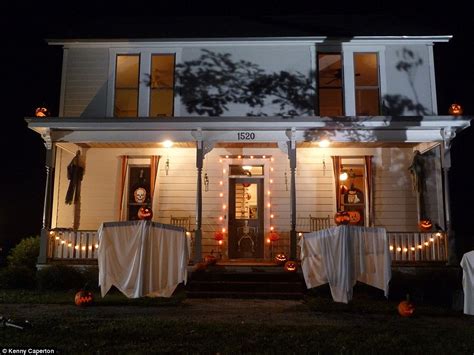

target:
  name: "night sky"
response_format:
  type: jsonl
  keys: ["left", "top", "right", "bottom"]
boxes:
{"left": 1, "top": 6, "right": 474, "bottom": 261}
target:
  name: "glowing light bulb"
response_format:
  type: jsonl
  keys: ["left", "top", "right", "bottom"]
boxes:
{"left": 250, "top": 155, "right": 254, "bottom": 159}
{"left": 95, "top": 244, "right": 99, "bottom": 249}
{"left": 270, "top": 167, "right": 274, "bottom": 172}
{"left": 81, "top": 246, "right": 86, "bottom": 251}
{"left": 225, "top": 155, "right": 229, "bottom": 158}
{"left": 298, "top": 232, "right": 303, "bottom": 237}
{"left": 389, "top": 246, "right": 394, "bottom": 251}
{"left": 219, "top": 181, "right": 223, "bottom": 185}
{"left": 74, "top": 245, "right": 79, "bottom": 250}
{"left": 219, "top": 192, "right": 224, "bottom": 197}
{"left": 267, "top": 191, "right": 271, "bottom": 195}
{"left": 396, "top": 247, "right": 402, "bottom": 252}
{"left": 403, "top": 248, "right": 408, "bottom": 252}
{"left": 318, "top": 139, "right": 330, "bottom": 148}
{"left": 429, "top": 237, "right": 434, "bottom": 242}
{"left": 218, "top": 240, "right": 223, "bottom": 245}
{"left": 424, "top": 242, "right": 429, "bottom": 246}
{"left": 162, "top": 140, "right": 173, "bottom": 148}
{"left": 270, "top": 214, "right": 274, "bottom": 219}
{"left": 267, "top": 203, "right": 271, "bottom": 208}
{"left": 417, "top": 245, "right": 423, "bottom": 249}
{"left": 61, "top": 240, "right": 65, "bottom": 245}
{"left": 270, "top": 179, "right": 273, "bottom": 184}
{"left": 339, "top": 172, "right": 348, "bottom": 181}
{"left": 186, "top": 232, "right": 191, "bottom": 237}
{"left": 219, "top": 159, "right": 223, "bottom": 163}
{"left": 223, "top": 169, "right": 226, "bottom": 174}
{"left": 262, "top": 155, "right": 266, "bottom": 159}
{"left": 223, "top": 204, "right": 227, "bottom": 210}
{"left": 410, "top": 247, "right": 415, "bottom": 251}
{"left": 238, "top": 155, "right": 241, "bottom": 159}
{"left": 88, "top": 246, "right": 93, "bottom": 250}
{"left": 55, "top": 236, "right": 60, "bottom": 240}
{"left": 266, "top": 238, "right": 271, "bottom": 244}
{"left": 270, "top": 226, "right": 274, "bottom": 231}
{"left": 68, "top": 243, "right": 72, "bottom": 248}
{"left": 219, "top": 216, "right": 223, "bottom": 221}
{"left": 222, "top": 228, "right": 226, "bottom": 233}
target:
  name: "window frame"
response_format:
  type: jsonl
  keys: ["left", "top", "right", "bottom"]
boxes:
{"left": 114, "top": 53, "right": 141, "bottom": 117}
{"left": 316, "top": 51, "right": 345, "bottom": 116}
{"left": 107, "top": 47, "right": 182, "bottom": 117}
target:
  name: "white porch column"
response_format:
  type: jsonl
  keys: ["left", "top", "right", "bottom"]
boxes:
{"left": 38, "top": 130, "right": 56, "bottom": 264}
{"left": 441, "top": 127, "right": 456, "bottom": 265}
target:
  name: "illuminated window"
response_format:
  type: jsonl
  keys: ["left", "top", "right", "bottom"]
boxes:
{"left": 150, "top": 54, "right": 175, "bottom": 117}
{"left": 318, "top": 53, "right": 344, "bottom": 116}
{"left": 354, "top": 53, "right": 380, "bottom": 115}
{"left": 114, "top": 55, "right": 140, "bottom": 117}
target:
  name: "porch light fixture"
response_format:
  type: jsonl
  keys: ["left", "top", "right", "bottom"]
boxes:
{"left": 318, "top": 139, "right": 330, "bottom": 148}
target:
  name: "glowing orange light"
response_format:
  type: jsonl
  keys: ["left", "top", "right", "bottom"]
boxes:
{"left": 266, "top": 238, "right": 271, "bottom": 244}
{"left": 218, "top": 240, "right": 223, "bottom": 245}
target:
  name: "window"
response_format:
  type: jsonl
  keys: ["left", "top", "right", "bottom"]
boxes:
{"left": 338, "top": 164, "right": 366, "bottom": 226}
{"left": 128, "top": 166, "right": 151, "bottom": 220}
{"left": 150, "top": 54, "right": 175, "bottom": 117}
{"left": 354, "top": 53, "right": 380, "bottom": 115}
{"left": 114, "top": 55, "right": 140, "bottom": 117}
{"left": 317, "top": 53, "right": 344, "bottom": 116}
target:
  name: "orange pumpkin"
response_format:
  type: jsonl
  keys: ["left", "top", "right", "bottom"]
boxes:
{"left": 419, "top": 219, "right": 433, "bottom": 231}
{"left": 448, "top": 103, "right": 463, "bottom": 115}
{"left": 269, "top": 231, "right": 280, "bottom": 242}
{"left": 35, "top": 107, "right": 49, "bottom": 117}
{"left": 284, "top": 260, "right": 298, "bottom": 272}
{"left": 347, "top": 210, "right": 361, "bottom": 224}
{"left": 398, "top": 296, "right": 415, "bottom": 317}
{"left": 274, "top": 253, "right": 288, "bottom": 265}
{"left": 204, "top": 254, "right": 217, "bottom": 266}
{"left": 137, "top": 207, "right": 153, "bottom": 220}
{"left": 75, "top": 290, "right": 93, "bottom": 306}
{"left": 334, "top": 211, "right": 350, "bottom": 225}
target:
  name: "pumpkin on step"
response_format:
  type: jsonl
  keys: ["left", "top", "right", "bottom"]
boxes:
{"left": 274, "top": 253, "right": 288, "bottom": 265}
{"left": 284, "top": 260, "right": 298, "bottom": 273}
{"left": 398, "top": 295, "right": 415, "bottom": 317}
{"left": 204, "top": 254, "right": 217, "bottom": 266}
{"left": 75, "top": 290, "right": 94, "bottom": 307}
{"left": 334, "top": 211, "right": 350, "bottom": 225}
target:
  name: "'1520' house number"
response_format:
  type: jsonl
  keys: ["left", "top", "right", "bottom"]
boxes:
{"left": 237, "top": 132, "right": 256, "bottom": 140}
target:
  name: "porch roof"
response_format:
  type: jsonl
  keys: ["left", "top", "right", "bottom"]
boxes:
{"left": 26, "top": 116, "right": 472, "bottom": 145}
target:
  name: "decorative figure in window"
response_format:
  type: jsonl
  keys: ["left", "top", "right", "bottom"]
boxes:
{"left": 237, "top": 220, "right": 256, "bottom": 254}
{"left": 344, "top": 184, "right": 364, "bottom": 204}
{"left": 134, "top": 187, "right": 147, "bottom": 204}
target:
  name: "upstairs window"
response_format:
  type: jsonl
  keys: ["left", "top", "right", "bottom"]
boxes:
{"left": 354, "top": 53, "right": 380, "bottom": 115}
{"left": 317, "top": 53, "right": 344, "bottom": 116}
{"left": 114, "top": 55, "right": 140, "bottom": 117}
{"left": 150, "top": 54, "right": 175, "bottom": 117}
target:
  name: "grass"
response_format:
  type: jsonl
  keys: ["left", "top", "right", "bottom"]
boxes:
{"left": 1, "top": 288, "right": 474, "bottom": 354}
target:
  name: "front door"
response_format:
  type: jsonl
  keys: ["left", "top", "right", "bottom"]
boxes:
{"left": 228, "top": 178, "right": 264, "bottom": 258}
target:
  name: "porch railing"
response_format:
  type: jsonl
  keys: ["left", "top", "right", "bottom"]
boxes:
{"left": 48, "top": 229, "right": 99, "bottom": 260}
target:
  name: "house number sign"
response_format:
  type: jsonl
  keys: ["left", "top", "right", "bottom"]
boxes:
{"left": 237, "top": 132, "right": 256, "bottom": 140}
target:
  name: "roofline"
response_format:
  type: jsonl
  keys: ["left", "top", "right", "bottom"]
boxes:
{"left": 47, "top": 35, "right": 453, "bottom": 47}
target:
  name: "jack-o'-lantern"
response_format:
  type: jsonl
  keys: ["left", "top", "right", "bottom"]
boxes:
{"left": 268, "top": 231, "right": 280, "bottom": 242}
{"left": 134, "top": 187, "right": 147, "bottom": 203}
{"left": 75, "top": 290, "right": 93, "bottom": 306}
{"left": 274, "top": 253, "right": 288, "bottom": 265}
{"left": 347, "top": 210, "right": 361, "bottom": 224}
{"left": 214, "top": 231, "right": 224, "bottom": 241}
{"left": 204, "top": 254, "right": 217, "bottom": 266}
{"left": 419, "top": 219, "right": 433, "bottom": 231}
{"left": 334, "top": 211, "right": 350, "bottom": 225}
{"left": 448, "top": 103, "right": 463, "bottom": 116}
{"left": 398, "top": 295, "right": 415, "bottom": 317}
{"left": 284, "top": 260, "right": 298, "bottom": 272}
{"left": 137, "top": 207, "right": 153, "bottom": 220}
{"left": 35, "top": 107, "right": 49, "bottom": 117}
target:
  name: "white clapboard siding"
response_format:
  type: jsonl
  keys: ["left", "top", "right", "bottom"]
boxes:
{"left": 63, "top": 48, "right": 109, "bottom": 117}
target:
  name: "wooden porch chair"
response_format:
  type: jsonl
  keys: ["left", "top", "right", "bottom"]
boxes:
{"left": 309, "top": 214, "right": 331, "bottom": 232}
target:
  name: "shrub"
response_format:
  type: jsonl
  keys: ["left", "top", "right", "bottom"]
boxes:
{"left": 37, "top": 265, "right": 87, "bottom": 291}
{"left": 0, "top": 236, "right": 40, "bottom": 289}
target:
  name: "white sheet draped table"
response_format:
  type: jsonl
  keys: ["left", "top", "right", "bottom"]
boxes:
{"left": 460, "top": 250, "right": 474, "bottom": 315}
{"left": 98, "top": 220, "right": 188, "bottom": 298}
{"left": 300, "top": 225, "right": 391, "bottom": 303}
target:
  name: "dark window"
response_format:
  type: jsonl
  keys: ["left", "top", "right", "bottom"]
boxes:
{"left": 114, "top": 55, "right": 140, "bottom": 117}
{"left": 128, "top": 166, "right": 151, "bottom": 220}
{"left": 354, "top": 53, "right": 380, "bottom": 115}
{"left": 317, "top": 53, "right": 344, "bottom": 116}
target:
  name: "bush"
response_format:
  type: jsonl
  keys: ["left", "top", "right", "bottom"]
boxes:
{"left": 0, "top": 236, "right": 40, "bottom": 289}
{"left": 37, "top": 265, "right": 90, "bottom": 291}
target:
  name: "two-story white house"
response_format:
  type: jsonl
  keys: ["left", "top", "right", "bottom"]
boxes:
{"left": 26, "top": 36, "right": 471, "bottom": 266}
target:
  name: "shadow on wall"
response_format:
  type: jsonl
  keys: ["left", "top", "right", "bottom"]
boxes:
{"left": 173, "top": 49, "right": 315, "bottom": 117}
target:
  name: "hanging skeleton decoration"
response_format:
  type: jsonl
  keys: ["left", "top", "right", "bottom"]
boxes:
{"left": 65, "top": 151, "right": 84, "bottom": 205}
{"left": 133, "top": 187, "right": 147, "bottom": 204}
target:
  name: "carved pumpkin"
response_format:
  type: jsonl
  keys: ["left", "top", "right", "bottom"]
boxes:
{"left": 35, "top": 107, "right": 49, "bottom": 117}
{"left": 398, "top": 296, "right": 415, "bottom": 317}
{"left": 448, "top": 103, "right": 463, "bottom": 115}
{"left": 334, "top": 211, "right": 350, "bottom": 225}
{"left": 284, "top": 260, "right": 298, "bottom": 272}
{"left": 269, "top": 231, "right": 280, "bottom": 242}
{"left": 75, "top": 290, "right": 93, "bottom": 306}
{"left": 137, "top": 207, "right": 153, "bottom": 220}
{"left": 204, "top": 254, "right": 217, "bottom": 266}
{"left": 214, "top": 231, "right": 224, "bottom": 241}
{"left": 274, "top": 253, "right": 288, "bottom": 265}
{"left": 419, "top": 219, "right": 433, "bottom": 231}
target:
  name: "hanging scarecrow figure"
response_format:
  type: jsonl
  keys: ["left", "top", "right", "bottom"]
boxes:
{"left": 65, "top": 151, "right": 84, "bottom": 205}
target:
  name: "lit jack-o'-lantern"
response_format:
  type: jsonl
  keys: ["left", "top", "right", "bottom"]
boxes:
{"left": 137, "top": 207, "right": 153, "bottom": 220}
{"left": 204, "top": 254, "right": 217, "bottom": 266}
{"left": 214, "top": 231, "right": 224, "bottom": 241}
{"left": 274, "top": 253, "right": 288, "bottom": 265}
{"left": 284, "top": 260, "right": 298, "bottom": 272}
{"left": 448, "top": 103, "right": 463, "bottom": 116}
{"left": 268, "top": 231, "right": 280, "bottom": 242}
{"left": 398, "top": 296, "right": 415, "bottom": 317}
{"left": 418, "top": 219, "right": 433, "bottom": 231}
{"left": 347, "top": 210, "right": 361, "bottom": 224}
{"left": 35, "top": 107, "right": 49, "bottom": 117}
{"left": 334, "top": 211, "right": 350, "bottom": 225}
{"left": 75, "top": 290, "right": 93, "bottom": 306}
{"left": 134, "top": 187, "right": 147, "bottom": 203}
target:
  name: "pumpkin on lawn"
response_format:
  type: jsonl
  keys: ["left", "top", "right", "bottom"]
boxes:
{"left": 274, "top": 253, "right": 288, "bottom": 265}
{"left": 137, "top": 206, "right": 153, "bottom": 220}
{"left": 284, "top": 260, "right": 298, "bottom": 273}
{"left": 418, "top": 219, "right": 433, "bottom": 231}
{"left": 334, "top": 211, "right": 350, "bottom": 225}
{"left": 398, "top": 295, "right": 415, "bottom": 317}
{"left": 75, "top": 290, "right": 94, "bottom": 307}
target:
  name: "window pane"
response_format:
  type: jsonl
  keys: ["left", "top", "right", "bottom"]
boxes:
{"left": 319, "top": 89, "right": 343, "bottom": 116}
{"left": 128, "top": 166, "right": 151, "bottom": 220}
{"left": 235, "top": 183, "right": 258, "bottom": 219}
{"left": 318, "top": 54, "right": 342, "bottom": 87}
{"left": 229, "top": 165, "right": 264, "bottom": 176}
{"left": 115, "top": 55, "right": 139, "bottom": 117}
{"left": 150, "top": 54, "right": 175, "bottom": 117}
{"left": 354, "top": 53, "right": 378, "bottom": 86}
{"left": 355, "top": 89, "right": 380, "bottom": 116}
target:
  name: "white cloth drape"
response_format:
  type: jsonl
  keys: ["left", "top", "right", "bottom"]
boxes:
{"left": 98, "top": 220, "right": 188, "bottom": 298}
{"left": 460, "top": 250, "right": 474, "bottom": 315}
{"left": 300, "top": 225, "right": 391, "bottom": 303}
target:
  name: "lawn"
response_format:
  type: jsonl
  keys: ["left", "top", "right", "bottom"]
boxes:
{"left": 1, "top": 289, "right": 474, "bottom": 354}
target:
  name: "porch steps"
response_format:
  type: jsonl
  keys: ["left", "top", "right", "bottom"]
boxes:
{"left": 186, "top": 264, "right": 306, "bottom": 299}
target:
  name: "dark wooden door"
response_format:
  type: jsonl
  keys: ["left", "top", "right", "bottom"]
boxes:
{"left": 228, "top": 178, "right": 264, "bottom": 259}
